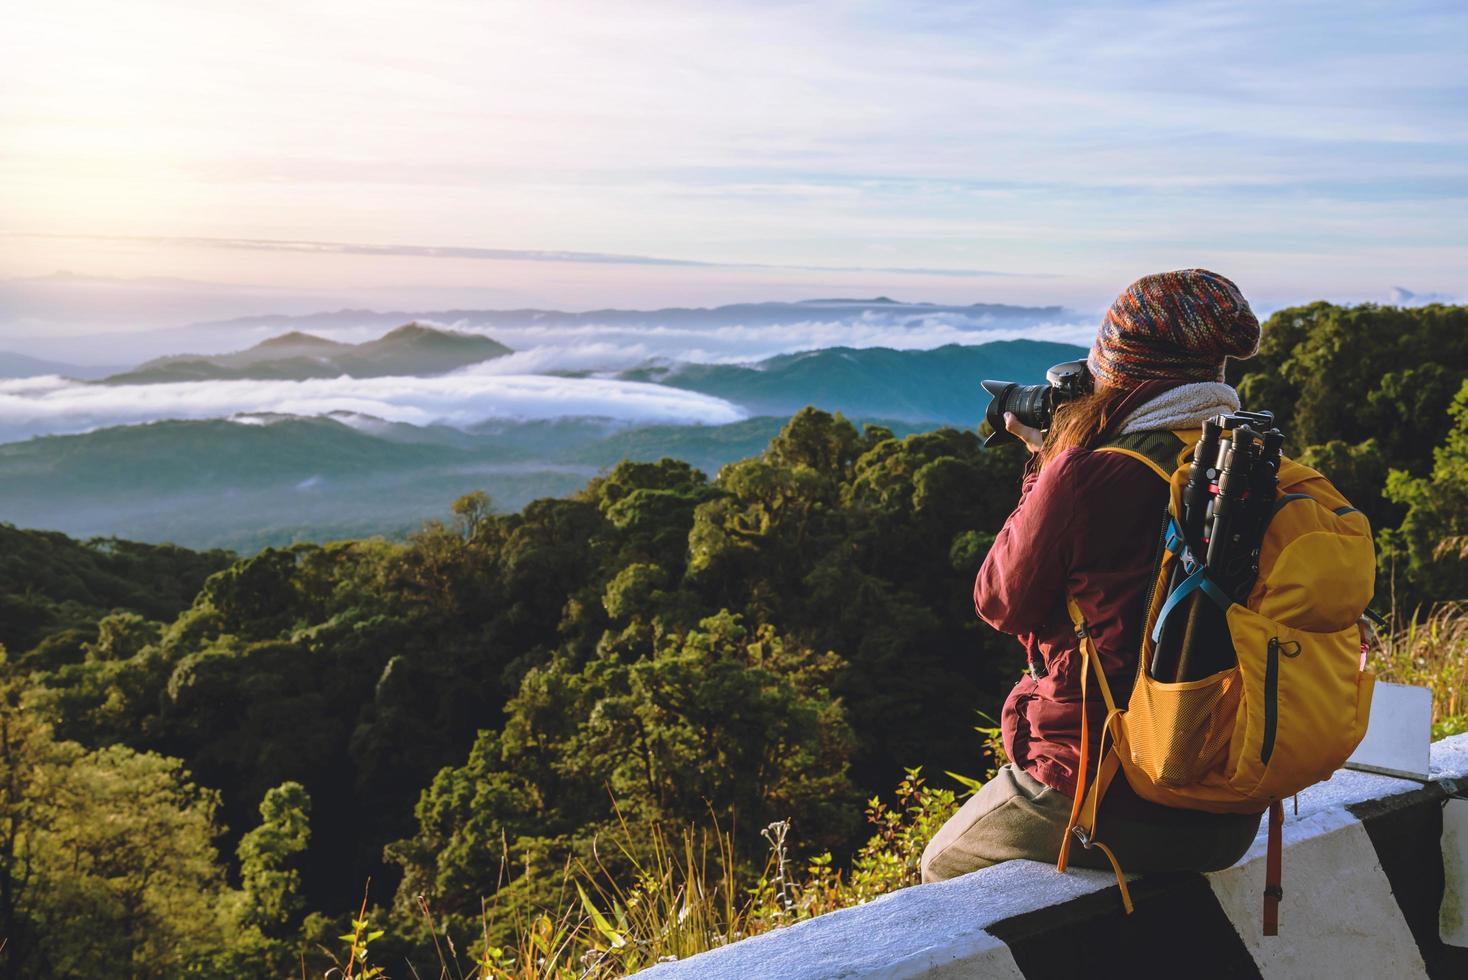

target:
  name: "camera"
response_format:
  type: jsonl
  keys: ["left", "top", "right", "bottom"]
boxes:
{"left": 980, "top": 359, "right": 1091, "bottom": 447}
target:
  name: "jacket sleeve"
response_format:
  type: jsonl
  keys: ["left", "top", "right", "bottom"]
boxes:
{"left": 975, "top": 450, "right": 1079, "bottom": 634}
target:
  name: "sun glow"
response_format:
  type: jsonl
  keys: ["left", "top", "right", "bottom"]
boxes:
{"left": 2, "top": 0, "right": 1465, "bottom": 316}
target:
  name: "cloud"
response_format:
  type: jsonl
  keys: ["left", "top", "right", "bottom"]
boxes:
{"left": 439, "top": 317, "right": 1098, "bottom": 369}
{"left": 0, "top": 372, "right": 745, "bottom": 442}
{"left": 7, "top": 234, "right": 1019, "bottom": 279}
{"left": 4, "top": 0, "right": 1465, "bottom": 312}
{"left": 462, "top": 343, "right": 662, "bottom": 376}
{"left": 1388, "top": 286, "right": 1459, "bottom": 306}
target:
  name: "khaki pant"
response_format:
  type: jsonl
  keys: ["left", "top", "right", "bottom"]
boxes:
{"left": 921, "top": 764, "right": 1261, "bottom": 883}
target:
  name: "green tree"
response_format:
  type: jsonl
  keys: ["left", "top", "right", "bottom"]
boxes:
{"left": 0, "top": 677, "right": 242, "bottom": 979}
{"left": 0, "top": 676, "right": 57, "bottom": 980}
{"left": 85, "top": 612, "right": 161, "bottom": 662}
{"left": 1232, "top": 302, "right": 1468, "bottom": 470}
{"left": 1381, "top": 379, "right": 1468, "bottom": 602}
{"left": 384, "top": 731, "right": 539, "bottom": 921}
{"left": 388, "top": 611, "right": 861, "bottom": 943}
{"left": 238, "top": 781, "right": 311, "bottom": 934}
{"left": 450, "top": 490, "right": 494, "bottom": 541}
{"left": 561, "top": 611, "right": 858, "bottom": 837}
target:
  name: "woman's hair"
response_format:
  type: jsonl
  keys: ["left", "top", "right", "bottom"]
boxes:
{"left": 1035, "top": 384, "right": 1133, "bottom": 471}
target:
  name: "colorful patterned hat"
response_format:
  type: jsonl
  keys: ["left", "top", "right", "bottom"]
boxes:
{"left": 1088, "top": 269, "right": 1260, "bottom": 388}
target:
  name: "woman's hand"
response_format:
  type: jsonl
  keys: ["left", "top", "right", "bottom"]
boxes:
{"left": 1004, "top": 412, "right": 1045, "bottom": 454}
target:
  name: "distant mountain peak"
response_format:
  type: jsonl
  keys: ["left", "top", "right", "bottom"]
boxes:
{"left": 365, "top": 323, "right": 513, "bottom": 354}
{"left": 377, "top": 322, "right": 450, "bottom": 342}
{"left": 798, "top": 296, "right": 901, "bottom": 304}
{"left": 181, "top": 298, "right": 1077, "bottom": 338}
{"left": 249, "top": 331, "right": 344, "bottom": 351}
{"left": 104, "top": 323, "right": 513, "bottom": 385}
{"left": 1389, "top": 286, "right": 1456, "bottom": 306}
{"left": 384, "top": 321, "right": 433, "bottom": 336}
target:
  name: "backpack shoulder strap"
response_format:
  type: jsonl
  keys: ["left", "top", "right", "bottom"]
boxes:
{"left": 1094, "top": 429, "right": 1190, "bottom": 482}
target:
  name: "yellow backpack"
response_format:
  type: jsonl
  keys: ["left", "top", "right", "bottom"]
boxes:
{"left": 1055, "top": 427, "right": 1376, "bottom": 935}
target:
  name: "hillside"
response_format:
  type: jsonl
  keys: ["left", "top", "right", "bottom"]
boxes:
{"left": 620, "top": 339, "right": 1086, "bottom": 424}
{"left": 103, "top": 323, "right": 512, "bottom": 383}
{"left": 0, "top": 416, "right": 571, "bottom": 549}
{"left": 0, "top": 413, "right": 926, "bottom": 549}
{"left": 0, "top": 523, "right": 231, "bottom": 654}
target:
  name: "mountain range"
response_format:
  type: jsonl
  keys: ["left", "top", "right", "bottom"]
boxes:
{"left": 188, "top": 296, "right": 1070, "bottom": 334}
{"left": 93, "top": 326, "right": 1080, "bottom": 416}
{"left": 620, "top": 340, "right": 1084, "bottom": 425}
{"left": 0, "top": 351, "right": 120, "bottom": 380}
{"left": 0, "top": 414, "right": 926, "bottom": 550}
{"left": 0, "top": 335, "right": 1083, "bottom": 549}
{"left": 102, "top": 323, "right": 512, "bottom": 383}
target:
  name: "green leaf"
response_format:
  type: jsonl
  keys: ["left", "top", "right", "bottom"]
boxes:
{"left": 943, "top": 770, "right": 985, "bottom": 794}
{"left": 577, "top": 882, "right": 627, "bottom": 948}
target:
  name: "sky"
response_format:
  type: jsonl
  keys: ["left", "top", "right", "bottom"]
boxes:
{"left": 2, "top": 0, "right": 1466, "bottom": 333}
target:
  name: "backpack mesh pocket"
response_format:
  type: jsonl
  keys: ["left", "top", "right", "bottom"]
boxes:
{"left": 1122, "top": 666, "right": 1241, "bottom": 787}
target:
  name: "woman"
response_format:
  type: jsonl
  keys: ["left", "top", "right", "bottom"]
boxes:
{"left": 921, "top": 269, "right": 1264, "bottom": 883}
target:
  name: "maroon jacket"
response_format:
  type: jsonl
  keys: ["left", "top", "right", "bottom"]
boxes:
{"left": 976, "top": 382, "right": 1181, "bottom": 801}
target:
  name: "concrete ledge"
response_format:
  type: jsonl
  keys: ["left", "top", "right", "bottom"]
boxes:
{"left": 635, "top": 735, "right": 1468, "bottom": 979}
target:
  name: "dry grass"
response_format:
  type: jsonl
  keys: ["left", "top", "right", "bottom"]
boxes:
{"left": 520, "top": 769, "right": 958, "bottom": 978}
{"left": 1370, "top": 602, "right": 1468, "bottom": 738}
{"left": 346, "top": 767, "right": 965, "bottom": 979}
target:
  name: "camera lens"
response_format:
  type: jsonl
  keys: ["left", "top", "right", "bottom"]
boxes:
{"left": 981, "top": 380, "right": 1018, "bottom": 446}
{"left": 1007, "top": 385, "right": 1056, "bottom": 430}
{"left": 980, "top": 380, "right": 1055, "bottom": 447}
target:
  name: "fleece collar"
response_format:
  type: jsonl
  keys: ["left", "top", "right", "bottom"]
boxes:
{"left": 1115, "top": 382, "right": 1240, "bottom": 434}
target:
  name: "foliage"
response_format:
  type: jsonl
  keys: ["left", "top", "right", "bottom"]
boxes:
{"left": 1370, "top": 602, "right": 1468, "bottom": 739}
{"left": 1230, "top": 302, "right": 1468, "bottom": 470}
{"left": 19, "top": 410, "right": 1022, "bottom": 921}
{"left": 1379, "top": 380, "right": 1468, "bottom": 603}
{"left": 0, "top": 680, "right": 248, "bottom": 979}
{"left": 0, "top": 524, "right": 230, "bottom": 658}
{"left": 360, "top": 767, "right": 967, "bottom": 980}
{"left": 238, "top": 782, "right": 312, "bottom": 946}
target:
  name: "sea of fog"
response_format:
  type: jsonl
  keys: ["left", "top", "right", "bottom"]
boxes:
{"left": 242, "top": 315, "right": 1097, "bottom": 367}
{"left": 0, "top": 311, "right": 1095, "bottom": 442}
{"left": 0, "top": 371, "right": 744, "bottom": 443}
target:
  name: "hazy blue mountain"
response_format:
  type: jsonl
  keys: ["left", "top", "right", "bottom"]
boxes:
{"left": 102, "top": 323, "right": 512, "bottom": 384}
{"left": 573, "top": 416, "right": 931, "bottom": 473}
{"left": 0, "top": 413, "right": 928, "bottom": 551}
{"left": 620, "top": 339, "right": 1086, "bottom": 424}
{"left": 0, "top": 351, "right": 120, "bottom": 380}
{"left": 0, "top": 416, "right": 583, "bottom": 550}
{"left": 5, "top": 295, "right": 1082, "bottom": 366}
{"left": 186, "top": 297, "right": 1072, "bottom": 334}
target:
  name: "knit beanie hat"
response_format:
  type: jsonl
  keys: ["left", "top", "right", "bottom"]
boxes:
{"left": 1088, "top": 269, "right": 1260, "bottom": 388}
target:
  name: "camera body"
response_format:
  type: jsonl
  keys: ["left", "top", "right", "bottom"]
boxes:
{"left": 980, "top": 359, "right": 1091, "bottom": 447}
